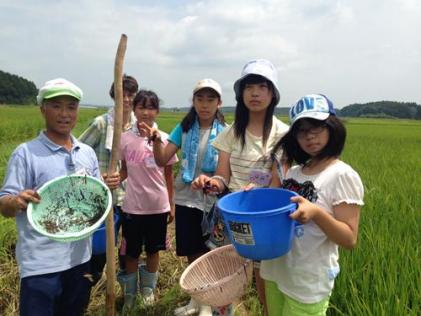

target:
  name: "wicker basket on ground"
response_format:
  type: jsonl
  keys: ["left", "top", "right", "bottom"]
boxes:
{"left": 179, "top": 244, "right": 253, "bottom": 307}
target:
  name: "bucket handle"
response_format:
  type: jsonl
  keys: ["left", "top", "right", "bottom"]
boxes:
{"left": 290, "top": 203, "right": 303, "bottom": 227}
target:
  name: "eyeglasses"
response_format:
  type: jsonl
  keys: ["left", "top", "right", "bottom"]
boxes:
{"left": 295, "top": 124, "right": 327, "bottom": 138}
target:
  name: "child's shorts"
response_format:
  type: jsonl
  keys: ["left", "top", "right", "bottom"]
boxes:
{"left": 121, "top": 212, "right": 168, "bottom": 258}
{"left": 175, "top": 204, "right": 209, "bottom": 256}
{"left": 265, "top": 280, "right": 330, "bottom": 316}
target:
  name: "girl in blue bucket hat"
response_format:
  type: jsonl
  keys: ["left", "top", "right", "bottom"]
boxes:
{"left": 192, "top": 59, "right": 290, "bottom": 315}
{"left": 260, "top": 94, "right": 364, "bottom": 316}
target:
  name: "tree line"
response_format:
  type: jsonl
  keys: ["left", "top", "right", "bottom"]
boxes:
{"left": 0, "top": 70, "right": 37, "bottom": 105}
{"left": 339, "top": 101, "right": 421, "bottom": 120}
{"left": 176, "top": 103, "right": 421, "bottom": 120}
{"left": 1, "top": 69, "right": 420, "bottom": 120}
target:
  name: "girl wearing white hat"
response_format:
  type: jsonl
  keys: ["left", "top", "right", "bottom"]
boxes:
{"left": 140, "top": 78, "right": 226, "bottom": 316}
{"left": 192, "top": 59, "right": 290, "bottom": 315}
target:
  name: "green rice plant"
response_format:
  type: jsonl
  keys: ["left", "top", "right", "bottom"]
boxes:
{"left": 0, "top": 107, "right": 420, "bottom": 315}
{"left": 329, "top": 118, "right": 421, "bottom": 315}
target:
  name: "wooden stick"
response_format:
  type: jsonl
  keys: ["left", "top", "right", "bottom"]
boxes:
{"left": 106, "top": 33, "right": 127, "bottom": 315}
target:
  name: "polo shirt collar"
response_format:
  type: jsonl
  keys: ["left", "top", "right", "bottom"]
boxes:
{"left": 38, "top": 131, "right": 81, "bottom": 152}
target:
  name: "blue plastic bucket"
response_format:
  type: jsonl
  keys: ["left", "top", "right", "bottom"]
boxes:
{"left": 217, "top": 188, "right": 300, "bottom": 260}
{"left": 92, "top": 212, "right": 120, "bottom": 255}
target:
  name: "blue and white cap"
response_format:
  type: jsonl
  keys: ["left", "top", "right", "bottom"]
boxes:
{"left": 289, "top": 94, "right": 336, "bottom": 125}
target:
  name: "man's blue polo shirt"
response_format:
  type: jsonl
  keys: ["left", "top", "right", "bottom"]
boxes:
{"left": 0, "top": 132, "right": 100, "bottom": 278}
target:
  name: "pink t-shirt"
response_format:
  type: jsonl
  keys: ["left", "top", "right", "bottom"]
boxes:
{"left": 120, "top": 130, "right": 178, "bottom": 215}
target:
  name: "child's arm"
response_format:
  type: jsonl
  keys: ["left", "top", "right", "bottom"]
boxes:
{"left": 164, "top": 165, "right": 175, "bottom": 224}
{"left": 214, "top": 150, "right": 231, "bottom": 188}
{"left": 269, "top": 161, "right": 282, "bottom": 187}
{"left": 153, "top": 141, "right": 178, "bottom": 167}
{"left": 270, "top": 152, "right": 291, "bottom": 187}
{"left": 138, "top": 122, "right": 178, "bottom": 166}
{"left": 290, "top": 196, "right": 361, "bottom": 249}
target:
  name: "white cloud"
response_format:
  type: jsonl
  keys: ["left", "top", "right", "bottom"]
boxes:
{"left": 0, "top": 0, "right": 420, "bottom": 107}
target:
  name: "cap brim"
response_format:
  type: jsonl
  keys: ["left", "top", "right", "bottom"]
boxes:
{"left": 193, "top": 86, "right": 221, "bottom": 97}
{"left": 291, "top": 111, "right": 330, "bottom": 125}
{"left": 43, "top": 91, "right": 81, "bottom": 101}
{"left": 233, "top": 74, "right": 280, "bottom": 105}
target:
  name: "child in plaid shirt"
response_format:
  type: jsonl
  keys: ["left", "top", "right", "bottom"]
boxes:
{"left": 79, "top": 75, "right": 138, "bottom": 283}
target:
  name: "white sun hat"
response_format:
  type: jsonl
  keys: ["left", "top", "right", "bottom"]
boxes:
{"left": 233, "top": 59, "right": 280, "bottom": 105}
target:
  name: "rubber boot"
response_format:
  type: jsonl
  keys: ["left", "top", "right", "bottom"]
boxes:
{"left": 117, "top": 271, "right": 138, "bottom": 312}
{"left": 198, "top": 304, "right": 212, "bottom": 316}
{"left": 139, "top": 264, "right": 158, "bottom": 306}
{"left": 174, "top": 297, "right": 199, "bottom": 316}
{"left": 211, "top": 304, "right": 234, "bottom": 316}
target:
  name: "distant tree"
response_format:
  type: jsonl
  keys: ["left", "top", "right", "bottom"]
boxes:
{"left": 339, "top": 101, "right": 421, "bottom": 120}
{"left": 0, "top": 70, "right": 37, "bottom": 105}
{"left": 416, "top": 106, "right": 421, "bottom": 120}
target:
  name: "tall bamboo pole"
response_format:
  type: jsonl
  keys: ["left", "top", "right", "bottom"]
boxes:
{"left": 106, "top": 34, "right": 127, "bottom": 315}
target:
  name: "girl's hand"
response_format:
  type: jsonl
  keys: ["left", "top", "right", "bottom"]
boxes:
{"left": 191, "top": 175, "right": 211, "bottom": 191}
{"left": 138, "top": 122, "right": 154, "bottom": 137}
{"left": 102, "top": 172, "right": 120, "bottom": 190}
{"left": 242, "top": 182, "right": 256, "bottom": 191}
{"left": 289, "top": 196, "right": 322, "bottom": 224}
{"left": 138, "top": 122, "right": 162, "bottom": 144}
{"left": 191, "top": 175, "right": 223, "bottom": 195}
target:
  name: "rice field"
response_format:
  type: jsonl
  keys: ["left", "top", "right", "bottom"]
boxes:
{"left": 0, "top": 105, "right": 420, "bottom": 315}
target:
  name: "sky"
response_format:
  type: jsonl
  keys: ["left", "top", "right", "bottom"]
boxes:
{"left": 0, "top": 0, "right": 420, "bottom": 108}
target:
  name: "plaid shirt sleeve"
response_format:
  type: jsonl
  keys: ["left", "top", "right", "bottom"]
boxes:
{"left": 78, "top": 120, "right": 101, "bottom": 148}
{"left": 78, "top": 116, "right": 110, "bottom": 174}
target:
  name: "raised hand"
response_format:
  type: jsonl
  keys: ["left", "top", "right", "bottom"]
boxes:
{"left": 138, "top": 122, "right": 162, "bottom": 145}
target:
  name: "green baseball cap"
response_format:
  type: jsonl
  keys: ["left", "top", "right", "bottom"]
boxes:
{"left": 37, "top": 78, "right": 83, "bottom": 105}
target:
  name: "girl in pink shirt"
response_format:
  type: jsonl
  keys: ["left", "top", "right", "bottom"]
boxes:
{"left": 117, "top": 90, "right": 178, "bottom": 311}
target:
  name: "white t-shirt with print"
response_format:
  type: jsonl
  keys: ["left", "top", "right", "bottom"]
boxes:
{"left": 260, "top": 160, "right": 364, "bottom": 303}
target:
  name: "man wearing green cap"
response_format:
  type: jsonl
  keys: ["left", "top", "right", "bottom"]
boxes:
{"left": 0, "top": 78, "right": 103, "bottom": 315}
